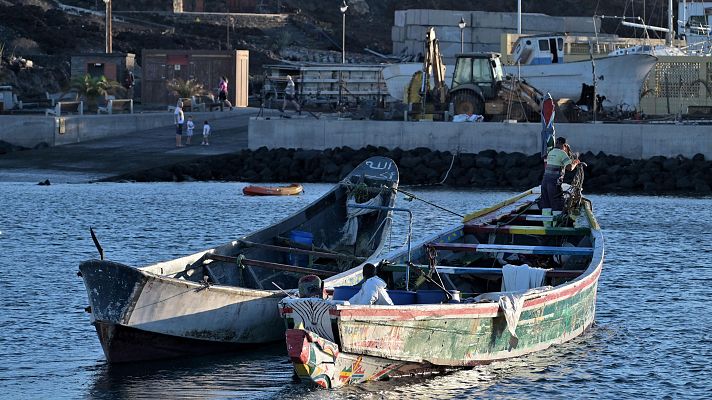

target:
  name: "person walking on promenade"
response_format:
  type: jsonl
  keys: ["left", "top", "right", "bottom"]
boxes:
{"left": 281, "top": 75, "right": 301, "bottom": 114}
{"left": 218, "top": 76, "right": 233, "bottom": 111}
{"left": 540, "top": 136, "right": 580, "bottom": 217}
{"left": 123, "top": 70, "right": 135, "bottom": 99}
{"left": 174, "top": 102, "right": 185, "bottom": 147}
{"left": 201, "top": 120, "right": 211, "bottom": 145}
{"left": 185, "top": 115, "right": 195, "bottom": 145}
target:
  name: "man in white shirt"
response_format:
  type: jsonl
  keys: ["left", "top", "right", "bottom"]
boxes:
{"left": 174, "top": 103, "right": 185, "bottom": 147}
{"left": 348, "top": 263, "right": 394, "bottom": 305}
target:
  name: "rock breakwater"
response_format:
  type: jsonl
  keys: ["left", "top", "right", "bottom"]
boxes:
{"left": 106, "top": 146, "right": 712, "bottom": 195}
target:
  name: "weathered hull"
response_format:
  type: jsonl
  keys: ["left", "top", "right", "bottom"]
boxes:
{"left": 282, "top": 188, "right": 604, "bottom": 388}
{"left": 80, "top": 260, "right": 286, "bottom": 362}
{"left": 93, "top": 321, "right": 261, "bottom": 363}
{"left": 287, "top": 272, "right": 599, "bottom": 388}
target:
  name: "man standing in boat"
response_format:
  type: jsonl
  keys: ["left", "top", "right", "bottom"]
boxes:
{"left": 541, "top": 136, "right": 580, "bottom": 215}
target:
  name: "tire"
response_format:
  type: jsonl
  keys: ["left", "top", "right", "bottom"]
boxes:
{"left": 451, "top": 91, "right": 484, "bottom": 116}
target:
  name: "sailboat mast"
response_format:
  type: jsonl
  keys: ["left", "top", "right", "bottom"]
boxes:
{"left": 667, "top": 0, "right": 674, "bottom": 44}
{"left": 518, "top": 0, "right": 522, "bottom": 34}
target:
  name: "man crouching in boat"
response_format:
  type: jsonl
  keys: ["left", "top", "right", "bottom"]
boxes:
{"left": 541, "top": 136, "right": 580, "bottom": 217}
{"left": 349, "top": 263, "right": 394, "bottom": 305}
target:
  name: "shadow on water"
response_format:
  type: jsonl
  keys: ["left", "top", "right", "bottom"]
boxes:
{"left": 86, "top": 345, "right": 299, "bottom": 400}
{"left": 82, "top": 324, "right": 619, "bottom": 400}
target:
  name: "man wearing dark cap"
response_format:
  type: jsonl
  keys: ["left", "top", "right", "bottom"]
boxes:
{"left": 541, "top": 136, "right": 580, "bottom": 214}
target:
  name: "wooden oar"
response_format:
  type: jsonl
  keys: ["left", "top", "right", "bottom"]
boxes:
{"left": 205, "top": 253, "right": 337, "bottom": 278}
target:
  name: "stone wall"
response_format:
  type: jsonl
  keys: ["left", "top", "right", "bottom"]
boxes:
{"left": 105, "top": 146, "right": 712, "bottom": 195}
{"left": 248, "top": 118, "right": 712, "bottom": 160}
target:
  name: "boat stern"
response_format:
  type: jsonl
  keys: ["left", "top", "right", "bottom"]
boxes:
{"left": 286, "top": 328, "right": 343, "bottom": 388}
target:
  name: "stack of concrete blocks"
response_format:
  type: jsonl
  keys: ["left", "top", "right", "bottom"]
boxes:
{"left": 392, "top": 9, "right": 598, "bottom": 66}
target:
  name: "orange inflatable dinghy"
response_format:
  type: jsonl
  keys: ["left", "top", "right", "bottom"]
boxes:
{"left": 243, "top": 183, "right": 303, "bottom": 196}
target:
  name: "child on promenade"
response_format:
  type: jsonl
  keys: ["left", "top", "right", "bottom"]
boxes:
{"left": 186, "top": 115, "right": 195, "bottom": 145}
{"left": 202, "top": 120, "right": 211, "bottom": 145}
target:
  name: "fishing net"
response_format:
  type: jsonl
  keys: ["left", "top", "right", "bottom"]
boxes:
{"left": 339, "top": 192, "right": 383, "bottom": 246}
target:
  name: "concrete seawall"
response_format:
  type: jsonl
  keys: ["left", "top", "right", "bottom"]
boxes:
{"left": 248, "top": 119, "right": 712, "bottom": 159}
{"left": 0, "top": 111, "right": 239, "bottom": 149}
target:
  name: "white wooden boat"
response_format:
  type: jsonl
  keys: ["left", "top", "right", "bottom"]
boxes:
{"left": 505, "top": 34, "right": 657, "bottom": 109}
{"left": 78, "top": 157, "right": 399, "bottom": 363}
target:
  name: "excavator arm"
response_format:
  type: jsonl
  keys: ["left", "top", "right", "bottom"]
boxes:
{"left": 423, "top": 27, "right": 448, "bottom": 105}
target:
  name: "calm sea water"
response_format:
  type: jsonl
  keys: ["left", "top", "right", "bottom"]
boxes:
{"left": 0, "top": 182, "right": 710, "bottom": 399}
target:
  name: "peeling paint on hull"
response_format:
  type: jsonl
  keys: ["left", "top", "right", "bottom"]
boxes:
{"left": 80, "top": 260, "right": 287, "bottom": 362}
{"left": 282, "top": 189, "right": 605, "bottom": 388}
{"left": 287, "top": 277, "right": 598, "bottom": 388}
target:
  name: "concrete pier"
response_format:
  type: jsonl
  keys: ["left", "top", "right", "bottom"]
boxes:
{"left": 248, "top": 118, "right": 712, "bottom": 159}
{"left": 0, "top": 109, "right": 266, "bottom": 183}
{"left": 0, "top": 111, "right": 240, "bottom": 149}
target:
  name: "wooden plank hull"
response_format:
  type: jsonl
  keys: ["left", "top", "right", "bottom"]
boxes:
{"left": 281, "top": 188, "right": 604, "bottom": 388}
{"left": 93, "top": 321, "right": 262, "bottom": 363}
{"left": 80, "top": 259, "right": 286, "bottom": 362}
{"left": 285, "top": 275, "right": 598, "bottom": 388}
{"left": 79, "top": 157, "right": 399, "bottom": 363}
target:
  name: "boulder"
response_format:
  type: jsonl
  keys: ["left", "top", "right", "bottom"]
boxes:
{"left": 675, "top": 176, "right": 695, "bottom": 190}
{"left": 399, "top": 155, "right": 421, "bottom": 169}
{"left": 458, "top": 154, "right": 476, "bottom": 169}
{"left": 478, "top": 149, "right": 498, "bottom": 158}
{"left": 476, "top": 156, "right": 495, "bottom": 169}
{"left": 694, "top": 181, "right": 712, "bottom": 194}
{"left": 662, "top": 158, "right": 680, "bottom": 172}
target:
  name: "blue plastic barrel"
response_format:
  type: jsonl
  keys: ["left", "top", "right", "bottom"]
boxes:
{"left": 288, "top": 230, "right": 313, "bottom": 265}
{"left": 416, "top": 290, "right": 461, "bottom": 304}
{"left": 386, "top": 290, "right": 417, "bottom": 305}
{"left": 333, "top": 286, "right": 360, "bottom": 301}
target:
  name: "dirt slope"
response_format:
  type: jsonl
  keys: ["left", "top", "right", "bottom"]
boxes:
{"left": 0, "top": 0, "right": 672, "bottom": 98}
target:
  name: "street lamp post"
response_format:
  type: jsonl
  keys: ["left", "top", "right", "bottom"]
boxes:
{"left": 103, "top": 0, "right": 112, "bottom": 53}
{"left": 226, "top": 15, "right": 234, "bottom": 50}
{"left": 340, "top": 1, "right": 348, "bottom": 63}
{"left": 458, "top": 17, "right": 466, "bottom": 53}
{"left": 339, "top": 1, "right": 348, "bottom": 108}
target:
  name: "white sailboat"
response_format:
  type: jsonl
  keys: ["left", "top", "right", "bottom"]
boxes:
{"left": 504, "top": 34, "right": 657, "bottom": 109}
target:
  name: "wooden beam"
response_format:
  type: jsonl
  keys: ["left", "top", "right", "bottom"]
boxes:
{"left": 205, "top": 254, "right": 337, "bottom": 278}
{"left": 524, "top": 215, "right": 555, "bottom": 221}
{"left": 426, "top": 243, "right": 594, "bottom": 256}
{"left": 238, "top": 240, "right": 363, "bottom": 261}
{"left": 380, "top": 263, "right": 584, "bottom": 278}
{"left": 464, "top": 225, "right": 590, "bottom": 236}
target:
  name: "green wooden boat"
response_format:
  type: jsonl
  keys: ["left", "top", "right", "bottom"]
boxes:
{"left": 280, "top": 178, "right": 603, "bottom": 388}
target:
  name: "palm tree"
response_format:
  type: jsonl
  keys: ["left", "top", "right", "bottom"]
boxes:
{"left": 166, "top": 78, "right": 206, "bottom": 99}
{"left": 69, "top": 74, "right": 123, "bottom": 110}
